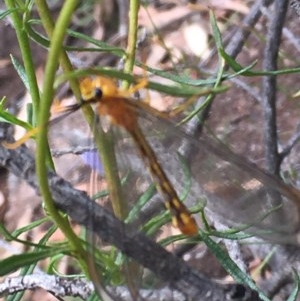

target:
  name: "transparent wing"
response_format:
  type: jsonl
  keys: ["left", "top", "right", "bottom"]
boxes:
{"left": 49, "top": 98, "right": 300, "bottom": 300}
{"left": 133, "top": 109, "right": 300, "bottom": 243}
{"left": 50, "top": 99, "right": 300, "bottom": 241}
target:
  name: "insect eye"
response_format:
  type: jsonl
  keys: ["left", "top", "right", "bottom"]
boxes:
{"left": 94, "top": 87, "right": 103, "bottom": 98}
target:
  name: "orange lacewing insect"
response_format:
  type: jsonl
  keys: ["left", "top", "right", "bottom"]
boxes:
{"left": 57, "top": 75, "right": 300, "bottom": 245}
{"left": 78, "top": 76, "right": 198, "bottom": 235}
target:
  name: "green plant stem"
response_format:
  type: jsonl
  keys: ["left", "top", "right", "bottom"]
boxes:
{"left": 123, "top": 0, "right": 140, "bottom": 88}
{"left": 100, "top": 0, "right": 141, "bottom": 222}
{"left": 119, "top": 0, "right": 143, "bottom": 290}
{"left": 35, "top": 0, "right": 110, "bottom": 161}
{"left": 35, "top": 0, "right": 81, "bottom": 98}
{"left": 4, "top": 0, "right": 40, "bottom": 123}
{"left": 35, "top": 0, "right": 88, "bottom": 275}
{"left": 96, "top": 127, "right": 129, "bottom": 219}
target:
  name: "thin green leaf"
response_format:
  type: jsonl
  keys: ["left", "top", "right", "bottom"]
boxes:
{"left": 26, "top": 102, "right": 34, "bottom": 125}
{"left": 0, "top": 222, "right": 50, "bottom": 249}
{"left": 6, "top": 225, "right": 59, "bottom": 301}
{"left": 57, "top": 68, "right": 228, "bottom": 97}
{"left": 12, "top": 217, "right": 51, "bottom": 238}
{"left": 0, "top": 246, "right": 69, "bottom": 276}
{"left": 25, "top": 19, "right": 50, "bottom": 48}
{"left": 68, "top": 30, "right": 125, "bottom": 55}
{"left": 26, "top": 18, "right": 125, "bottom": 55}
{"left": 209, "top": 10, "right": 223, "bottom": 50}
{"left": 209, "top": 228, "right": 255, "bottom": 240}
{"left": 10, "top": 55, "right": 30, "bottom": 92}
{"left": 176, "top": 152, "right": 192, "bottom": 202}
{"left": 200, "top": 230, "right": 270, "bottom": 301}
{"left": 0, "top": 97, "right": 7, "bottom": 107}
{"left": 0, "top": 108, "right": 33, "bottom": 130}
{"left": 126, "top": 184, "right": 156, "bottom": 223}
{"left": 0, "top": 8, "right": 18, "bottom": 20}
{"left": 143, "top": 210, "right": 171, "bottom": 236}
{"left": 159, "top": 233, "right": 200, "bottom": 247}
{"left": 220, "top": 47, "right": 300, "bottom": 77}
{"left": 287, "top": 271, "right": 300, "bottom": 301}
{"left": 48, "top": 253, "right": 74, "bottom": 276}
{"left": 142, "top": 64, "right": 225, "bottom": 86}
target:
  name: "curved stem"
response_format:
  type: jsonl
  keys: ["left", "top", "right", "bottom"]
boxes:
{"left": 123, "top": 0, "right": 140, "bottom": 88}
{"left": 4, "top": 0, "right": 40, "bottom": 123}
{"left": 35, "top": 0, "right": 88, "bottom": 274}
